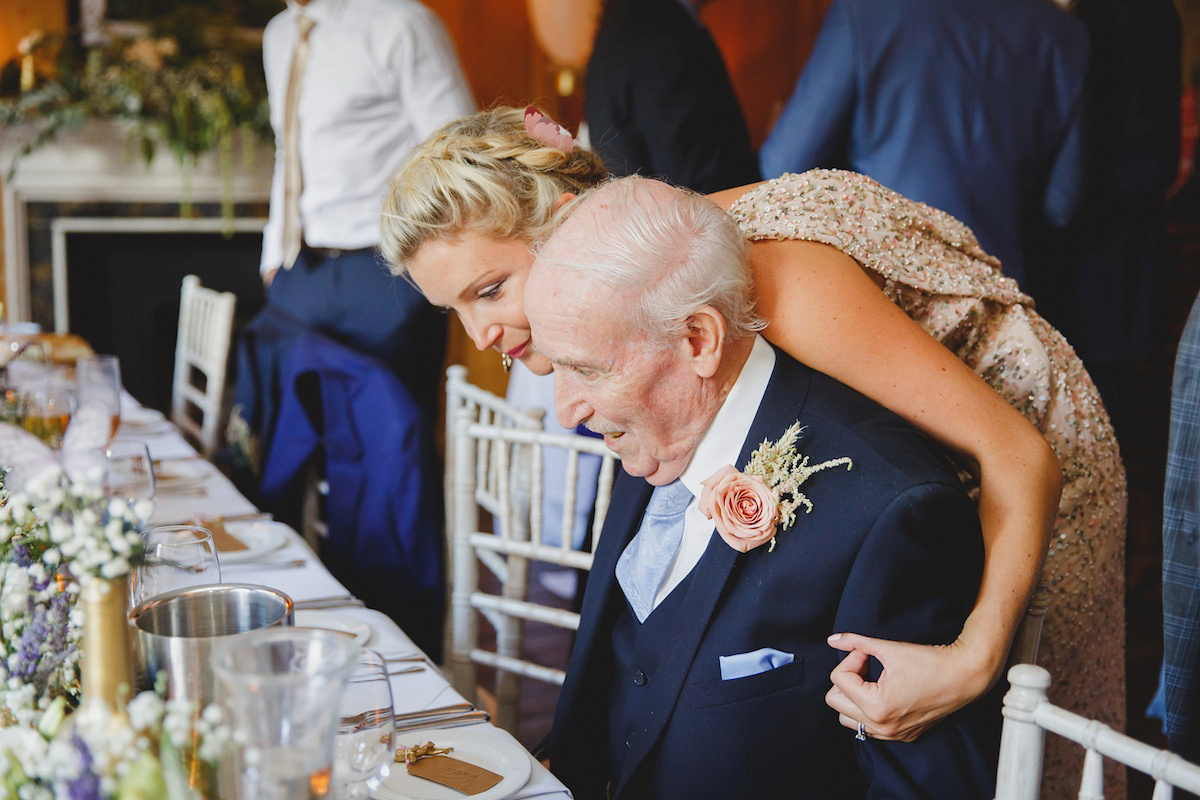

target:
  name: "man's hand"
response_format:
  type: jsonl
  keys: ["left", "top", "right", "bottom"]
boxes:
{"left": 824, "top": 633, "right": 992, "bottom": 742}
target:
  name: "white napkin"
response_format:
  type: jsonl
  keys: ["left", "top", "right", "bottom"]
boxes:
{"left": 0, "top": 422, "right": 55, "bottom": 491}
{"left": 62, "top": 403, "right": 110, "bottom": 452}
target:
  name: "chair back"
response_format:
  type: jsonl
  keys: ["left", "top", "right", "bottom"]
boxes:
{"left": 171, "top": 275, "right": 236, "bottom": 457}
{"left": 996, "top": 664, "right": 1200, "bottom": 799}
{"left": 448, "top": 397, "right": 619, "bottom": 732}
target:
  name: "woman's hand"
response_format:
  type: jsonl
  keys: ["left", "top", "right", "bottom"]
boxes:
{"left": 824, "top": 632, "right": 996, "bottom": 742}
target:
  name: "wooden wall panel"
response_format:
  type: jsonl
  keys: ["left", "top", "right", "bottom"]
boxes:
{"left": 703, "top": 0, "right": 832, "bottom": 149}
{"left": 0, "top": 0, "right": 67, "bottom": 74}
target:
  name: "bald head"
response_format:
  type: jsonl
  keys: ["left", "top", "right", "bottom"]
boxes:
{"left": 529, "top": 175, "right": 763, "bottom": 346}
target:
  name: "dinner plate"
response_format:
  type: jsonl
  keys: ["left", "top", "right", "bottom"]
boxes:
{"left": 217, "top": 519, "right": 290, "bottom": 564}
{"left": 153, "top": 459, "right": 209, "bottom": 491}
{"left": 372, "top": 728, "right": 533, "bottom": 800}
{"left": 294, "top": 610, "right": 372, "bottom": 646}
{"left": 120, "top": 406, "right": 172, "bottom": 435}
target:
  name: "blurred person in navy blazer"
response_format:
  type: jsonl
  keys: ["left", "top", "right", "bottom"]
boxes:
{"left": 584, "top": 0, "right": 760, "bottom": 193}
{"left": 533, "top": 177, "right": 1000, "bottom": 800}
{"left": 759, "top": 0, "right": 1089, "bottom": 295}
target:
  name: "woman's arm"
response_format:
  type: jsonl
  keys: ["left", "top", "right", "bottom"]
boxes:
{"left": 746, "top": 237, "right": 1062, "bottom": 740}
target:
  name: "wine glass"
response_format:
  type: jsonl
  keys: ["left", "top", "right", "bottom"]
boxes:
{"left": 21, "top": 384, "right": 75, "bottom": 449}
{"left": 130, "top": 525, "right": 222, "bottom": 610}
{"left": 333, "top": 649, "right": 395, "bottom": 799}
{"left": 106, "top": 440, "right": 156, "bottom": 522}
{"left": 76, "top": 355, "right": 122, "bottom": 445}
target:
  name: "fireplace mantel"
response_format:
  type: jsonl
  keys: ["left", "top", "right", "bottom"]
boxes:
{"left": 0, "top": 120, "right": 273, "bottom": 327}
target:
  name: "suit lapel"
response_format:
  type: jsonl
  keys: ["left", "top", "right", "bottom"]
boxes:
{"left": 615, "top": 346, "right": 813, "bottom": 794}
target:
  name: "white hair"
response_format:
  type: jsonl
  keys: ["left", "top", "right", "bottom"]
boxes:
{"left": 534, "top": 176, "right": 766, "bottom": 344}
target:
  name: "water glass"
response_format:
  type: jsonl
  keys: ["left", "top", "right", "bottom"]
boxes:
{"left": 131, "top": 525, "right": 221, "bottom": 609}
{"left": 333, "top": 650, "right": 395, "bottom": 799}
{"left": 76, "top": 354, "right": 122, "bottom": 444}
{"left": 212, "top": 628, "right": 362, "bottom": 800}
{"left": 106, "top": 440, "right": 156, "bottom": 521}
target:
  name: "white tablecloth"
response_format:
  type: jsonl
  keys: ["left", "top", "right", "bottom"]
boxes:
{"left": 117, "top": 402, "right": 572, "bottom": 800}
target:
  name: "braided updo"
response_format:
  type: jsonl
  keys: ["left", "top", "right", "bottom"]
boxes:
{"left": 380, "top": 106, "right": 607, "bottom": 273}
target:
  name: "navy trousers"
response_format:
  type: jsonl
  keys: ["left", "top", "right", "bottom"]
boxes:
{"left": 266, "top": 247, "right": 446, "bottom": 419}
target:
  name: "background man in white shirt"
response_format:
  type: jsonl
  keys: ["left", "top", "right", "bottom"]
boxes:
{"left": 256, "top": 0, "right": 475, "bottom": 417}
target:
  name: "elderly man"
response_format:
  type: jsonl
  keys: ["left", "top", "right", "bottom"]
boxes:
{"left": 528, "top": 177, "right": 1001, "bottom": 800}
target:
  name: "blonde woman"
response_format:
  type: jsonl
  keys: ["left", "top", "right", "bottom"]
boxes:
{"left": 382, "top": 107, "right": 1126, "bottom": 798}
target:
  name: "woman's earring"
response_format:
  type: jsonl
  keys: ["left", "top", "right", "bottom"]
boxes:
{"left": 501, "top": 353, "right": 513, "bottom": 373}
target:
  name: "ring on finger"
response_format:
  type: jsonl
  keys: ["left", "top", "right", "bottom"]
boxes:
{"left": 855, "top": 721, "right": 867, "bottom": 742}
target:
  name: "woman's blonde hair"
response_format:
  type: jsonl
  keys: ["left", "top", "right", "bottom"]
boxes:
{"left": 380, "top": 106, "right": 607, "bottom": 273}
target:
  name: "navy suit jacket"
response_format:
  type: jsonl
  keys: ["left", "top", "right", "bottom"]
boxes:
{"left": 546, "top": 347, "right": 1001, "bottom": 799}
{"left": 759, "top": 0, "right": 1089, "bottom": 293}
{"left": 584, "top": 0, "right": 760, "bottom": 194}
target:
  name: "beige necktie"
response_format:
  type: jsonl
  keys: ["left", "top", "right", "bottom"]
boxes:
{"left": 281, "top": 13, "right": 315, "bottom": 270}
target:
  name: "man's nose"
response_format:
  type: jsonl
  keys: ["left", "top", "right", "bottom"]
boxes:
{"left": 554, "top": 373, "right": 591, "bottom": 429}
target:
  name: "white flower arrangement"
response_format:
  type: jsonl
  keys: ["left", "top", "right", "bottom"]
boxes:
{"left": 0, "top": 466, "right": 232, "bottom": 798}
{"left": 0, "top": 688, "right": 234, "bottom": 799}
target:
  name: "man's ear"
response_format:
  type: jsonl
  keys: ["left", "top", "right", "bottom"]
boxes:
{"left": 684, "top": 306, "right": 725, "bottom": 379}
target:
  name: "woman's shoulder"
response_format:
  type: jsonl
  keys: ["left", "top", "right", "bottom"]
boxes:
{"left": 712, "top": 169, "right": 888, "bottom": 224}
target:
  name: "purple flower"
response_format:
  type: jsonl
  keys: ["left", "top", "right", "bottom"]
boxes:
{"left": 11, "top": 598, "right": 46, "bottom": 682}
{"left": 32, "top": 593, "right": 71, "bottom": 686}
{"left": 66, "top": 734, "right": 102, "bottom": 800}
{"left": 11, "top": 542, "right": 32, "bottom": 568}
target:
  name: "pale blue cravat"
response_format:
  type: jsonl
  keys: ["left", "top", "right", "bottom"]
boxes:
{"left": 616, "top": 479, "right": 694, "bottom": 623}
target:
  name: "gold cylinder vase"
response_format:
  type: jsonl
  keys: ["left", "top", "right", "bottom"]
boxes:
{"left": 79, "top": 575, "right": 134, "bottom": 716}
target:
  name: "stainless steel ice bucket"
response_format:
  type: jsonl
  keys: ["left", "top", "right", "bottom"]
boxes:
{"left": 130, "top": 583, "right": 294, "bottom": 707}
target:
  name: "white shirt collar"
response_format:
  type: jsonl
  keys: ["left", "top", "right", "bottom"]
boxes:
{"left": 678, "top": 334, "right": 775, "bottom": 499}
{"left": 287, "top": 0, "right": 341, "bottom": 24}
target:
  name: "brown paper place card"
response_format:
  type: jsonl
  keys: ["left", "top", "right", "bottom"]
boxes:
{"left": 190, "top": 517, "right": 247, "bottom": 553}
{"left": 407, "top": 755, "right": 503, "bottom": 795}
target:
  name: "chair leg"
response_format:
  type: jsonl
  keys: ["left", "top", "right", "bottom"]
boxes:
{"left": 1008, "top": 578, "right": 1049, "bottom": 667}
{"left": 995, "top": 664, "right": 1051, "bottom": 800}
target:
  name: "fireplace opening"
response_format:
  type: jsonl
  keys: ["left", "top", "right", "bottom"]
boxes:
{"left": 66, "top": 231, "right": 267, "bottom": 412}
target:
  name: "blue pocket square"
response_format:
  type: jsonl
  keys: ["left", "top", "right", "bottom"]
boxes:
{"left": 719, "top": 647, "right": 795, "bottom": 680}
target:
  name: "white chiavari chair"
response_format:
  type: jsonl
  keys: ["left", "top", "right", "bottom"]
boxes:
{"left": 442, "top": 366, "right": 544, "bottom": 669}
{"left": 170, "top": 275, "right": 236, "bottom": 457}
{"left": 449, "top": 399, "right": 619, "bottom": 733}
{"left": 996, "top": 664, "right": 1200, "bottom": 799}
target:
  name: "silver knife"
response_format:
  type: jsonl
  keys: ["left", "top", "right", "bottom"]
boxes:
{"left": 393, "top": 710, "right": 490, "bottom": 734}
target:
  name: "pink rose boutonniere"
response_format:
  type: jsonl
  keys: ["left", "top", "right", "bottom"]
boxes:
{"left": 699, "top": 422, "right": 853, "bottom": 553}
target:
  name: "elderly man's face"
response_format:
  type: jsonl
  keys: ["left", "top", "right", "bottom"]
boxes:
{"left": 526, "top": 268, "right": 711, "bottom": 486}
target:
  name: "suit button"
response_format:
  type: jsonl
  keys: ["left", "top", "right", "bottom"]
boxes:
{"left": 632, "top": 669, "right": 646, "bottom": 686}
{"left": 625, "top": 733, "right": 635, "bottom": 748}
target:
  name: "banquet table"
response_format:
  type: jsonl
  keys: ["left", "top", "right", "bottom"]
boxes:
{"left": 119, "top": 398, "right": 573, "bottom": 800}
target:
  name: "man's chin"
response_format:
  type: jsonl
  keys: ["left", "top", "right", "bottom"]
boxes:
{"left": 620, "top": 459, "right": 684, "bottom": 486}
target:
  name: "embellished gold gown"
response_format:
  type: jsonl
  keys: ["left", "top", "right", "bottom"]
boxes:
{"left": 729, "top": 170, "right": 1127, "bottom": 800}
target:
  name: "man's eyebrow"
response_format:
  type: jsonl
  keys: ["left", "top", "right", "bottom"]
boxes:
{"left": 551, "top": 355, "right": 605, "bottom": 372}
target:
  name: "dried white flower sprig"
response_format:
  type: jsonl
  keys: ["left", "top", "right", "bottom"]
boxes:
{"left": 746, "top": 422, "right": 853, "bottom": 538}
